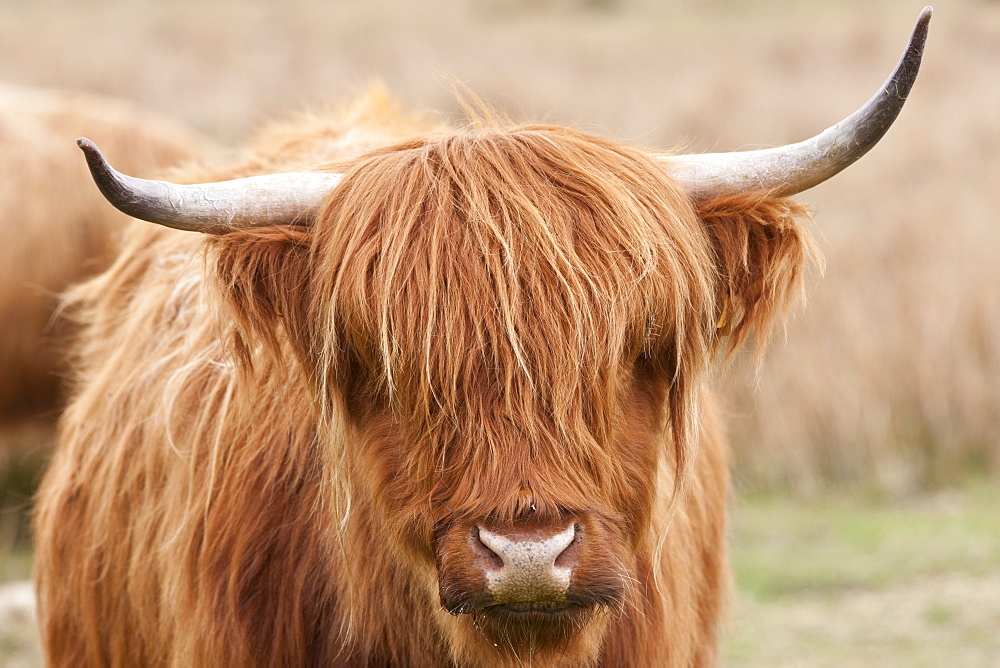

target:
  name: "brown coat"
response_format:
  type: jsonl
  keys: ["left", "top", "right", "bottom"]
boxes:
{"left": 0, "top": 83, "right": 210, "bottom": 422}
{"left": 34, "top": 88, "right": 815, "bottom": 666}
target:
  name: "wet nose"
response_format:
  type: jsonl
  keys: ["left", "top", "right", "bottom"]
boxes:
{"left": 474, "top": 523, "right": 579, "bottom": 607}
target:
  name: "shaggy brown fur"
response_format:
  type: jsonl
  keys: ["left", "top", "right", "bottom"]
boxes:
{"left": 0, "top": 83, "right": 210, "bottom": 423}
{"left": 34, "top": 87, "right": 816, "bottom": 666}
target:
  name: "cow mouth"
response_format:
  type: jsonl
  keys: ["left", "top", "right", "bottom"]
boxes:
{"left": 468, "top": 602, "right": 597, "bottom": 651}
{"left": 493, "top": 602, "right": 572, "bottom": 612}
{"left": 485, "top": 602, "right": 584, "bottom": 617}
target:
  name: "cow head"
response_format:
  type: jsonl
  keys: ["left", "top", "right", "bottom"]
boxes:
{"left": 306, "top": 127, "right": 723, "bottom": 662}
{"left": 76, "top": 9, "right": 929, "bottom": 665}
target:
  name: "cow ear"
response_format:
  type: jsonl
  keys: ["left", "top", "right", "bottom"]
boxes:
{"left": 212, "top": 226, "right": 313, "bottom": 365}
{"left": 696, "top": 193, "right": 820, "bottom": 357}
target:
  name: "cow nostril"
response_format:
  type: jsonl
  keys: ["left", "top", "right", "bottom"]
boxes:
{"left": 553, "top": 522, "right": 582, "bottom": 569}
{"left": 470, "top": 526, "right": 504, "bottom": 571}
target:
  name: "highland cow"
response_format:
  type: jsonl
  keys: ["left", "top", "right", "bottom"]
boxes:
{"left": 0, "top": 83, "right": 210, "bottom": 423}
{"left": 34, "top": 10, "right": 930, "bottom": 667}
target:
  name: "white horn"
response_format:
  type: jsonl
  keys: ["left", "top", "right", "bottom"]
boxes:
{"left": 77, "top": 137, "right": 343, "bottom": 233}
{"left": 663, "top": 7, "right": 932, "bottom": 200}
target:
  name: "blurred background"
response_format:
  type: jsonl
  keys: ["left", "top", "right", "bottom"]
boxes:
{"left": 1, "top": 0, "right": 998, "bottom": 664}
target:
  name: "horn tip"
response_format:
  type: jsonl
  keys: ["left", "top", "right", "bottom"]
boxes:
{"left": 909, "top": 7, "right": 932, "bottom": 61}
{"left": 76, "top": 137, "right": 105, "bottom": 169}
{"left": 76, "top": 137, "right": 127, "bottom": 207}
{"left": 917, "top": 7, "right": 933, "bottom": 31}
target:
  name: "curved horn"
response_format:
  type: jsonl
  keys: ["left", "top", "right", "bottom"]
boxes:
{"left": 77, "top": 138, "right": 343, "bottom": 232}
{"left": 664, "top": 6, "right": 932, "bottom": 200}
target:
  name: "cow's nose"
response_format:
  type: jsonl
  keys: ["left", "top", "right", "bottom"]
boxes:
{"left": 474, "top": 523, "right": 579, "bottom": 608}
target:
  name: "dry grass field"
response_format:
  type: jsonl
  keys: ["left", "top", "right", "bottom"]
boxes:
{"left": 2, "top": 0, "right": 996, "bottom": 493}
{"left": 0, "top": 0, "right": 998, "bottom": 664}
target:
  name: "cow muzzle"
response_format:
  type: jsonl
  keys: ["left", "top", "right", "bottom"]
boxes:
{"left": 437, "top": 514, "right": 625, "bottom": 618}
{"left": 474, "top": 523, "right": 578, "bottom": 611}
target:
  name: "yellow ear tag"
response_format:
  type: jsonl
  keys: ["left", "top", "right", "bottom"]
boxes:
{"left": 716, "top": 300, "right": 729, "bottom": 331}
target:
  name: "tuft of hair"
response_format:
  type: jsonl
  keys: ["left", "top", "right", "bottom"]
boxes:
{"left": 698, "top": 191, "right": 822, "bottom": 361}
{"left": 304, "top": 125, "right": 717, "bottom": 517}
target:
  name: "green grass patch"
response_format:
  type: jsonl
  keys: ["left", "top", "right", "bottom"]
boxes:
{"left": 730, "top": 480, "right": 1000, "bottom": 600}
{"left": 0, "top": 549, "right": 32, "bottom": 584}
{"left": 725, "top": 481, "right": 1000, "bottom": 665}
